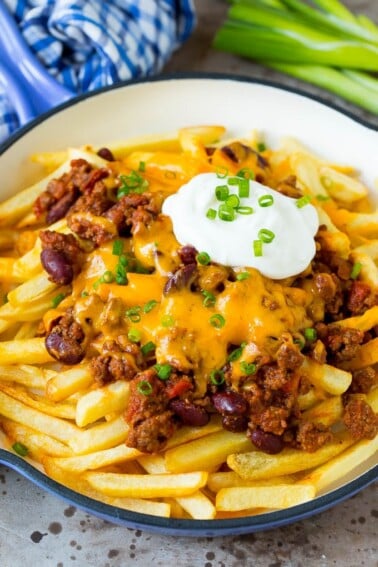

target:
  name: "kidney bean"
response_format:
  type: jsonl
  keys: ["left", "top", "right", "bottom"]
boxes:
{"left": 222, "top": 415, "right": 248, "bottom": 433}
{"left": 249, "top": 428, "right": 284, "bottom": 454}
{"left": 170, "top": 399, "right": 209, "bottom": 427}
{"left": 97, "top": 147, "right": 115, "bottom": 162}
{"left": 45, "top": 332, "right": 85, "bottom": 365}
{"left": 164, "top": 264, "right": 197, "bottom": 294}
{"left": 41, "top": 249, "right": 73, "bottom": 285}
{"left": 46, "top": 189, "right": 80, "bottom": 224}
{"left": 212, "top": 391, "right": 248, "bottom": 416}
{"left": 178, "top": 245, "right": 198, "bottom": 265}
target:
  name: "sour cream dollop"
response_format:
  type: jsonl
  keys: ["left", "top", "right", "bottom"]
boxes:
{"left": 162, "top": 173, "right": 319, "bottom": 279}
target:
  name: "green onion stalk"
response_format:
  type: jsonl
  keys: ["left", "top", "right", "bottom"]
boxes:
{"left": 213, "top": 0, "right": 378, "bottom": 115}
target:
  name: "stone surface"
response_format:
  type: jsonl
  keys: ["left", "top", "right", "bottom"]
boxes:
{"left": 0, "top": 1, "right": 377, "bottom": 565}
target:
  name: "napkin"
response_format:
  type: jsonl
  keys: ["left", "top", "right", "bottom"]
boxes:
{"left": 0, "top": 0, "right": 196, "bottom": 141}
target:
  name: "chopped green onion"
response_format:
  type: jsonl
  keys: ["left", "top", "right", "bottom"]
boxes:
{"left": 240, "top": 361, "right": 257, "bottom": 376}
{"left": 296, "top": 195, "right": 312, "bottom": 208}
{"left": 218, "top": 205, "right": 236, "bottom": 222}
{"left": 237, "top": 168, "right": 255, "bottom": 181}
{"left": 227, "top": 345, "right": 245, "bottom": 362}
{"left": 112, "top": 239, "right": 124, "bottom": 256}
{"left": 215, "top": 184, "right": 229, "bottom": 201}
{"left": 350, "top": 262, "right": 362, "bottom": 280}
{"left": 210, "top": 369, "right": 225, "bottom": 385}
{"left": 100, "top": 270, "right": 114, "bottom": 284}
{"left": 253, "top": 240, "right": 263, "bottom": 257}
{"left": 210, "top": 313, "right": 226, "bottom": 329}
{"left": 128, "top": 328, "right": 141, "bottom": 343}
{"left": 117, "top": 170, "right": 149, "bottom": 198}
{"left": 161, "top": 315, "right": 175, "bottom": 327}
{"left": 257, "top": 142, "right": 267, "bottom": 152}
{"left": 216, "top": 166, "right": 228, "bottom": 178}
{"left": 304, "top": 327, "right": 317, "bottom": 341}
{"left": 12, "top": 442, "right": 28, "bottom": 457}
{"left": 141, "top": 341, "right": 156, "bottom": 356}
{"left": 258, "top": 194, "right": 274, "bottom": 207}
{"left": 225, "top": 194, "right": 240, "bottom": 208}
{"left": 126, "top": 306, "right": 142, "bottom": 322}
{"left": 206, "top": 208, "right": 217, "bottom": 220}
{"left": 258, "top": 228, "right": 275, "bottom": 243}
{"left": 51, "top": 293, "right": 65, "bottom": 308}
{"left": 137, "top": 380, "right": 153, "bottom": 396}
{"left": 294, "top": 337, "right": 305, "bottom": 350}
{"left": 138, "top": 161, "right": 146, "bottom": 172}
{"left": 144, "top": 300, "right": 158, "bottom": 313}
{"left": 196, "top": 251, "right": 211, "bottom": 265}
{"left": 316, "top": 194, "right": 330, "bottom": 201}
{"left": 92, "top": 279, "right": 101, "bottom": 290}
{"left": 236, "top": 206, "right": 254, "bottom": 215}
{"left": 119, "top": 254, "right": 128, "bottom": 267}
{"left": 154, "top": 363, "right": 172, "bottom": 381}
{"left": 81, "top": 291, "right": 89, "bottom": 297}
{"left": 115, "top": 262, "right": 128, "bottom": 286}
{"left": 238, "top": 178, "right": 250, "bottom": 198}
{"left": 236, "top": 271, "right": 250, "bottom": 281}
{"left": 202, "top": 290, "right": 216, "bottom": 308}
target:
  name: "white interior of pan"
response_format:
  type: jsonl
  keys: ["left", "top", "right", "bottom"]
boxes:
{"left": 0, "top": 77, "right": 377, "bottom": 510}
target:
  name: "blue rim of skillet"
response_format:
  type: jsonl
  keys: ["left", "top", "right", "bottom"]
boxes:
{"left": 0, "top": 73, "right": 377, "bottom": 536}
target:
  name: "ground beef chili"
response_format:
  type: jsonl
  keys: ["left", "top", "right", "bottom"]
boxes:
{"left": 33, "top": 159, "right": 377, "bottom": 456}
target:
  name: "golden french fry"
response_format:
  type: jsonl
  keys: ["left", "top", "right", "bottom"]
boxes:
{"left": 0, "top": 383, "right": 76, "bottom": 420}
{"left": 216, "top": 483, "right": 315, "bottom": 511}
{"left": 208, "top": 472, "right": 296, "bottom": 493}
{"left": 0, "top": 364, "right": 55, "bottom": 389}
{"left": 0, "top": 390, "right": 79, "bottom": 443}
{"left": 301, "top": 434, "right": 378, "bottom": 492}
{"left": 318, "top": 166, "right": 368, "bottom": 203}
{"left": 333, "top": 305, "right": 378, "bottom": 331}
{"left": 85, "top": 470, "right": 208, "bottom": 498}
{"left": 49, "top": 443, "right": 141, "bottom": 473}
{"left": 301, "top": 396, "right": 343, "bottom": 427}
{"left": 175, "top": 491, "right": 216, "bottom": 520}
{"left": 165, "top": 430, "right": 252, "bottom": 473}
{"left": 1, "top": 418, "right": 73, "bottom": 458}
{"left": 7, "top": 273, "right": 57, "bottom": 306}
{"left": 0, "top": 338, "right": 53, "bottom": 365}
{"left": 0, "top": 294, "right": 58, "bottom": 322}
{"left": 227, "top": 432, "right": 354, "bottom": 480}
{"left": 301, "top": 358, "right": 352, "bottom": 395}
{"left": 341, "top": 337, "right": 378, "bottom": 370}
{"left": 42, "top": 456, "right": 171, "bottom": 517}
{"left": 69, "top": 416, "right": 129, "bottom": 455}
{"left": 76, "top": 381, "right": 130, "bottom": 427}
{"left": 46, "top": 365, "right": 93, "bottom": 402}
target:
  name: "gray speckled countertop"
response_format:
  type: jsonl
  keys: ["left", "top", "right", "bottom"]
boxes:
{"left": 0, "top": 1, "right": 377, "bottom": 565}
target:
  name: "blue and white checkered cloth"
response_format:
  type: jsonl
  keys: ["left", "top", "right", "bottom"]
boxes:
{"left": 0, "top": 0, "right": 196, "bottom": 142}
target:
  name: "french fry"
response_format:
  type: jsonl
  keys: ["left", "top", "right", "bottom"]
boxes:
{"left": 227, "top": 432, "right": 354, "bottom": 480}
{"left": 333, "top": 305, "right": 378, "bottom": 331}
{"left": 0, "top": 390, "right": 79, "bottom": 443}
{"left": 46, "top": 365, "right": 93, "bottom": 402}
{"left": 0, "top": 338, "right": 53, "bottom": 365}
{"left": 0, "top": 364, "right": 55, "bottom": 389}
{"left": 1, "top": 418, "right": 73, "bottom": 458}
{"left": 0, "top": 293, "right": 58, "bottom": 321}
{"left": 216, "top": 484, "right": 315, "bottom": 511}
{"left": 49, "top": 443, "right": 141, "bottom": 473}
{"left": 175, "top": 491, "right": 216, "bottom": 520}
{"left": 84, "top": 470, "right": 208, "bottom": 498}
{"left": 42, "top": 456, "right": 171, "bottom": 517}
{"left": 341, "top": 337, "right": 378, "bottom": 370}
{"left": 208, "top": 472, "right": 296, "bottom": 493}
{"left": 301, "top": 434, "right": 378, "bottom": 492}
{"left": 301, "top": 358, "right": 352, "bottom": 395}
{"left": 165, "top": 430, "right": 252, "bottom": 473}
{"left": 318, "top": 166, "right": 368, "bottom": 203}
{"left": 76, "top": 381, "right": 130, "bottom": 427}
{"left": 0, "top": 383, "right": 76, "bottom": 420}
{"left": 301, "top": 396, "right": 343, "bottom": 427}
{"left": 7, "top": 273, "right": 57, "bottom": 306}
{"left": 69, "top": 416, "right": 129, "bottom": 455}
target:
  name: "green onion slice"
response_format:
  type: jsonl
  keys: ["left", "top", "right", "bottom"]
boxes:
{"left": 240, "top": 361, "right": 257, "bottom": 376}
{"left": 206, "top": 208, "right": 217, "bottom": 220}
{"left": 12, "top": 442, "right": 28, "bottom": 457}
{"left": 210, "top": 369, "right": 225, "bottom": 385}
{"left": 51, "top": 293, "right": 65, "bottom": 308}
{"left": 216, "top": 166, "right": 228, "bottom": 178}
{"left": 202, "top": 290, "right": 216, "bottom": 308}
{"left": 236, "top": 206, "right": 253, "bottom": 215}
{"left": 128, "top": 328, "right": 142, "bottom": 343}
{"left": 225, "top": 194, "right": 240, "bottom": 209}
{"left": 227, "top": 345, "right": 245, "bottom": 362}
{"left": 258, "top": 194, "right": 274, "bottom": 207}
{"left": 196, "top": 251, "right": 211, "bottom": 265}
{"left": 161, "top": 315, "right": 175, "bottom": 327}
{"left": 253, "top": 240, "right": 263, "bottom": 257}
{"left": 141, "top": 341, "right": 156, "bottom": 356}
{"left": 304, "top": 327, "right": 317, "bottom": 341}
{"left": 350, "top": 262, "right": 362, "bottom": 280}
{"left": 112, "top": 239, "right": 124, "bottom": 256}
{"left": 100, "top": 270, "right": 115, "bottom": 284}
{"left": 215, "top": 184, "right": 229, "bottom": 201}
{"left": 218, "top": 205, "right": 236, "bottom": 222}
{"left": 237, "top": 168, "right": 255, "bottom": 181}
{"left": 210, "top": 313, "right": 226, "bottom": 329}
{"left": 258, "top": 228, "right": 275, "bottom": 243}
{"left": 154, "top": 363, "right": 172, "bottom": 381}
{"left": 126, "top": 306, "right": 141, "bottom": 322}
{"left": 296, "top": 195, "right": 312, "bottom": 208}
{"left": 144, "top": 300, "right": 158, "bottom": 313}
{"left": 236, "top": 271, "right": 250, "bottom": 281}
{"left": 137, "top": 380, "right": 153, "bottom": 396}
{"left": 257, "top": 142, "right": 267, "bottom": 152}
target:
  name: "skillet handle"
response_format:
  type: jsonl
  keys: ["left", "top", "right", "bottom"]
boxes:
{"left": 0, "top": 2, "right": 74, "bottom": 126}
